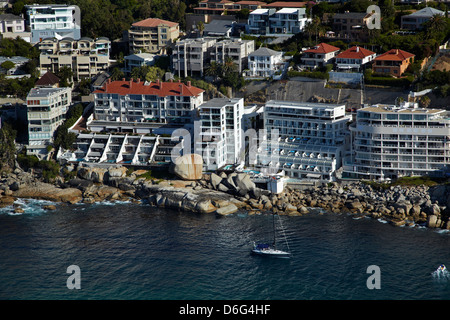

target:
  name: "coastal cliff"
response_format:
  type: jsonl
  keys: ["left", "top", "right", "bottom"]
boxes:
{"left": 1, "top": 163, "right": 449, "bottom": 230}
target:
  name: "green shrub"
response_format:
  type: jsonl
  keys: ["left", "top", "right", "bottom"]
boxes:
{"left": 287, "top": 70, "right": 329, "bottom": 80}
{"left": 364, "top": 70, "right": 413, "bottom": 88}
{"left": 17, "top": 154, "right": 60, "bottom": 182}
{"left": 37, "top": 160, "right": 60, "bottom": 182}
{"left": 17, "top": 154, "right": 39, "bottom": 171}
{"left": 136, "top": 170, "right": 154, "bottom": 180}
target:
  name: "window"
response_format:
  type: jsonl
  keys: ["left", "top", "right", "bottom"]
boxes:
{"left": 413, "top": 114, "right": 427, "bottom": 121}
{"left": 399, "top": 114, "right": 412, "bottom": 120}
{"left": 386, "top": 114, "right": 398, "bottom": 120}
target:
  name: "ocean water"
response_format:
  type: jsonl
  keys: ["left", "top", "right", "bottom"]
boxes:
{"left": 1, "top": 198, "right": 450, "bottom": 300}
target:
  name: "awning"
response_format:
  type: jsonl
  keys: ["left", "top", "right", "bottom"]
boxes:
{"left": 306, "top": 173, "right": 321, "bottom": 179}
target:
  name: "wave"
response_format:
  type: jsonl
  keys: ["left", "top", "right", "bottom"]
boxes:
{"left": 431, "top": 268, "right": 450, "bottom": 282}
{"left": 90, "top": 199, "right": 133, "bottom": 206}
{"left": 0, "top": 198, "right": 58, "bottom": 216}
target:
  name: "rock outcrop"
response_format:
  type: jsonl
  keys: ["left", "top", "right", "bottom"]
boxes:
{"left": 2, "top": 161, "right": 450, "bottom": 232}
{"left": 13, "top": 182, "right": 83, "bottom": 204}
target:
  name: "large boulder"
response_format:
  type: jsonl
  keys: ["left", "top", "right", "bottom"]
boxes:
{"left": 195, "top": 200, "right": 216, "bottom": 214}
{"left": 216, "top": 203, "right": 239, "bottom": 216}
{"left": 173, "top": 154, "right": 203, "bottom": 180}
{"left": 68, "top": 178, "right": 94, "bottom": 192}
{"left": 210, "top": 173, "right": 223, "bottom": 190}
{"left": 77, "top": 166, "right": 108, "bottom": 183}
{"left": 233, "top": 173, "right": 255, "bottom": 195}
{"left": 106, "top": 166, "right": 128, "bottom": 179}
{"left": 427, "top": 214, "right": 438, "bottom": 228}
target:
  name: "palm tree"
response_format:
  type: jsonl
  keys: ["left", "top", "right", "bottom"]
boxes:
{"left": 196, "top": 21, "right": 205, "bottom": 37}
{"left": 110, "top": 67, "right": 124, "bottom": 81}
{"left": 221, "top": 56, "right": 237, "bottom": 75}
{"left": 205, "top": 61, "right": 222, "bottom": 82}
{"left": 304, "top": 16, "right": 323, "bottom": 43}
{"left": 425, "top": 14, "right": 448, "bottom": 39}
{"left": 419, "top": 95, "right": 431, "bottom": 108}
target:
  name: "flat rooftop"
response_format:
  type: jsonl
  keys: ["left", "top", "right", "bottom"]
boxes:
{"left": 27, "top": 87, "right": 69, "bottom": 98}
{"left": 199, "top": 98, "right": 242, "bottom": 108}
{"left": 265, "top": 100, "right": 346, "bottom": 109}
{"left": 361, "top": 104, "right": 446, "bottom": 114}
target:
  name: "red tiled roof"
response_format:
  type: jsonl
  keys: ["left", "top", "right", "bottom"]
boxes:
{"left": 336, "top": 46, "right": 376, "bottom": 59}
{"left": 94, "top": 80, "right": 204, "bottom": 97}
{"left": 262, "top": 1, "right": 307, "bottom": 7}
{"left": 374, "top": 49, "right": 415, "bottom": 61}
{"left": 132, "top": 18, "right": 178, "bottom": 28}
{"left": 304, "top": 43, "right": 340, "bottom": 54}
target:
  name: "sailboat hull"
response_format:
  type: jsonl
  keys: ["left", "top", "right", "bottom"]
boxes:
{"left": 251, "top": 247, "right": 291, "bottom": 257}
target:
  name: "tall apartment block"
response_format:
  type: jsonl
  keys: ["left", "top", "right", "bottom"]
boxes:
{"left": 93, "top": 79, "right": 204, "bottom": 126}
{"left": 26, "top": 87, "right": 72, "bottom": 157}
{"left": 38, "top": 37, "right": 111, "bottom": 81}
{"left": 128, "top": 18, "right": 179, "bottom": 54}
{"left": 253, "top": 101, "right": 351, "bottom": 180}
{"left": 196, "top": 98, "right": 244, "bottom": 171}
{"left": 172, "top": 37, "right": 217, "bottom": 78}
{"left": 25, "top": 4, "right": 81, "bottom": 44}
{"left": 344, "top": 103, "right": 450, "bottom": 180}
{"left": 209, "top": 39, "right": 255, "bottom": 73}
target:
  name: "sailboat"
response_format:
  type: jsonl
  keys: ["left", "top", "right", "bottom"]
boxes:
{"left": 251, "top": 214, "right": 291, "bottom": 257}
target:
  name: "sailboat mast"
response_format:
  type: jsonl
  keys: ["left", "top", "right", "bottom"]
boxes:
{"left": 272, "top": 214, "right": 276, "bottom": 247}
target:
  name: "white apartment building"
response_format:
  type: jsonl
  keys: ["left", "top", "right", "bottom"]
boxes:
{"left": 209, "top": 39, "right": 255, "bottom": 73}
{"left": 172, "top": 37, "right": 217, "bottom": 78}
{"left": 38, "top": 37, "right": 111, "bottom": 81}
{"left": 93, "top": 79, "right": 204, "bottom": 125}
{"left": 26, "top": 87, "right": 72, "bottom": 157}
{"left": 269, "top": 8, "right": 309, "bottom": 34}
{"left": 25, "top": 4, "right": 81, "bottom": 44}
{"left": 0, "top": 13, "right": 30, "bottom": 42}
{"left": 247, "top": 8, "right": 276, "bottom": 35}
{"left": 58, "top": 133, "right": 184, "bottom": 166}
{"left": 0, "top": 14, "right": 24, "bottom": 33}
{"left": 196, "top": 98, "right": 244, "bottom": 171}
{"left": 253, "top": 101, "right": 351, "bottom": 180}
{"left": 247, "top": 47, "right": 284, "bottom": 78}
{"left": 123, "top": 53, "right": 157, "bottom": 74}
{"left": 344, "top": 103, "right": 450, "bottom": 180}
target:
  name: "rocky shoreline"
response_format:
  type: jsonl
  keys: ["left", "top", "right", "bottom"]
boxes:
{"left": 1, "top": 163, "right": 449, "bottom": 230}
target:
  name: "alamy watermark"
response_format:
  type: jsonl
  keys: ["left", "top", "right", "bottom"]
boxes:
{"left": 66, "top": 265, "right": 81, "bottom": 290}
{"left": 170, "top": 121, "right": 281, "bottom": 173}
{"left": 366, "top": 265, "right": 381, "bottom": 290}
{"left": 366, "top": 5, "right": 381, "bottom": 30}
